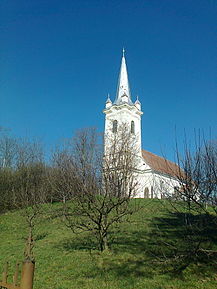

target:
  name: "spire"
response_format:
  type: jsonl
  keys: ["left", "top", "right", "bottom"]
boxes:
{"left": 114, "top": 49, "right": 133, "bottom": 105}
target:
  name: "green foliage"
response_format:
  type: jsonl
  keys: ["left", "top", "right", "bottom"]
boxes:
{"left": 0, "top": 200, "right": 216, "bottom": 289}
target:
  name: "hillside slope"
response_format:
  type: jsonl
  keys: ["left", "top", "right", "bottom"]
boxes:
{"left": 0, "top": 199, "right": 216, "bottom": 289}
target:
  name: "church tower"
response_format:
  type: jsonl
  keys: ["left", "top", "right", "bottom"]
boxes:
{"left": 103, "top": 49, "right": 143, "bottom": 159}
{"left": 103, "top": 50, "right": 182, "bottom": 199}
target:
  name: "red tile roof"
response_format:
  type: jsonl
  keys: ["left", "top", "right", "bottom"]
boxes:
{"left": 142, "top": 150, "right": 181, "bottom": 178}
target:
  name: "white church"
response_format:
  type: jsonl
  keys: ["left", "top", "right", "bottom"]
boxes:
{"left": 103, "top": 50, "right": 181, "bottom": 199}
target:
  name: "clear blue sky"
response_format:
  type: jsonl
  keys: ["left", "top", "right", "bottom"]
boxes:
{"left": 1, "top": 0, "right": 217, "bottom": 161}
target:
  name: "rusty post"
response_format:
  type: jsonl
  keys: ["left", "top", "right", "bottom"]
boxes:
{"left": 2, "top": 262, "right": 8, "bottom": 283}
{"left": 20, "top": 260, "right": 35, "bottom": 289}
{"left": 13, "top": 262, "right": 20, "bottom": 286}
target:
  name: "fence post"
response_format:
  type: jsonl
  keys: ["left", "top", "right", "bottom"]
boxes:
{"left": 13, "top": 262, "right": 20, "bottom": 286}
{"left": 2, "top": 262, "right": 8, "bottom": 283}
{"left": 20, "top": 260, "right": 35, "bottom": 289}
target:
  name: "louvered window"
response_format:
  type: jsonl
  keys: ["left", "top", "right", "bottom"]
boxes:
{"left": 112, "top": 120, "right": 118, "bottom": 133}
{"left": 131, "top": 121, "right": 135, "bottom": 134}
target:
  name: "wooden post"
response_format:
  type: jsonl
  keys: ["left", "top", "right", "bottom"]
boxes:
{"left": 20, "top": 260, "right": 35, "bottom": 289}
{"left": 2, "top": 262, "right": 8, "bottom": 283}
{"left": 13, "top": 263, "right": 20, "bottom": 286}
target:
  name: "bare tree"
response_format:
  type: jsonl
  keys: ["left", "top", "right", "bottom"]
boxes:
{"left": 151, "top": 138, "right": 217, "bottom": 273}
{"left": 0, "top": 167, "right": 15, "bottom": 212}
{"left": 103, "top": 124, "right": 140, "bottom": 198}
{"left": 13, "top": 139, "right": 47, "bottom": 261}
{"left": 49, "top": 142, "right": 81, "bottom": 203}
{"left": 0, "top": 133, "right": 51, "bottom": 260}
{"left": 51, "top": 126, "right": 140, "bottom": 251}
{"left": 0, "top": 135, "right": 17, "bottom": 168}
{"left": 174, "top": 139, "right": 217, "bottom": 213}
{"left": 0, "top": 135, "right": 18, "bottom": 212}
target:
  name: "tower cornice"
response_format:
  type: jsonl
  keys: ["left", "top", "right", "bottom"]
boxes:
{"left": 103, "top": 103, "right": 143, "bottom": 116}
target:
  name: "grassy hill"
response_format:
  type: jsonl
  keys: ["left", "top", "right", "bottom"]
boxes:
{"left": 0, "top": 199, "right": 216, "bottom": 289}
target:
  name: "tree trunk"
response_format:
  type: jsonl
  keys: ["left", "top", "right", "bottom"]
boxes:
{"left": 103, "top": 235, "right": 109, "bottom": 251}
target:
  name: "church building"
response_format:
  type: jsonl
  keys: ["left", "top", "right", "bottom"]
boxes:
{"left": 103, "top": 50, "right": 181, "bottom": 198}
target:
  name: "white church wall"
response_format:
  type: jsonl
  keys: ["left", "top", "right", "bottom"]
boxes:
{"left": 147, "top": 172, "right": 180, "bottom": 199}
{"left": 134, "top": 169, "right": 181, "bottom": 199}
{"left": 135, "top": 170, "right": 153, "bottom": 198}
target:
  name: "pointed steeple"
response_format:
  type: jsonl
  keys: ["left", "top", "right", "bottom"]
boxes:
{"left": 114, "top": 49, "right": 133, "bottom": 105}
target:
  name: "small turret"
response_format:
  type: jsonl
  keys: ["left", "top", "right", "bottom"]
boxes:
{"left": 135, "top": 95, "right": 141, "bottom": 110}
{"left": 105, "top": 94, "right": 112, "bottom": 109}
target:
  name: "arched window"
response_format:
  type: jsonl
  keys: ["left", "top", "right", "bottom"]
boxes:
{"left": 151, "top": 186, "right": 154, "bottom": 198}
{"left": 112, "top": 120, "right": 118, "bottom": 133}
{"left": 144, "top": 187, "right": 149, "bottom": 198}
{"left": 131, "top": 120, "right": 135, "bottom": 134}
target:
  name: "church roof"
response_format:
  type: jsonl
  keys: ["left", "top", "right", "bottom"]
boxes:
{"left": 142, "top": 149, "right": 181, "bottom": 178}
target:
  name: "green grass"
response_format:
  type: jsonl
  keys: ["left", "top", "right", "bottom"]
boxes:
{"left": 0, "top": 199, "right": 216, "bottom": 289}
